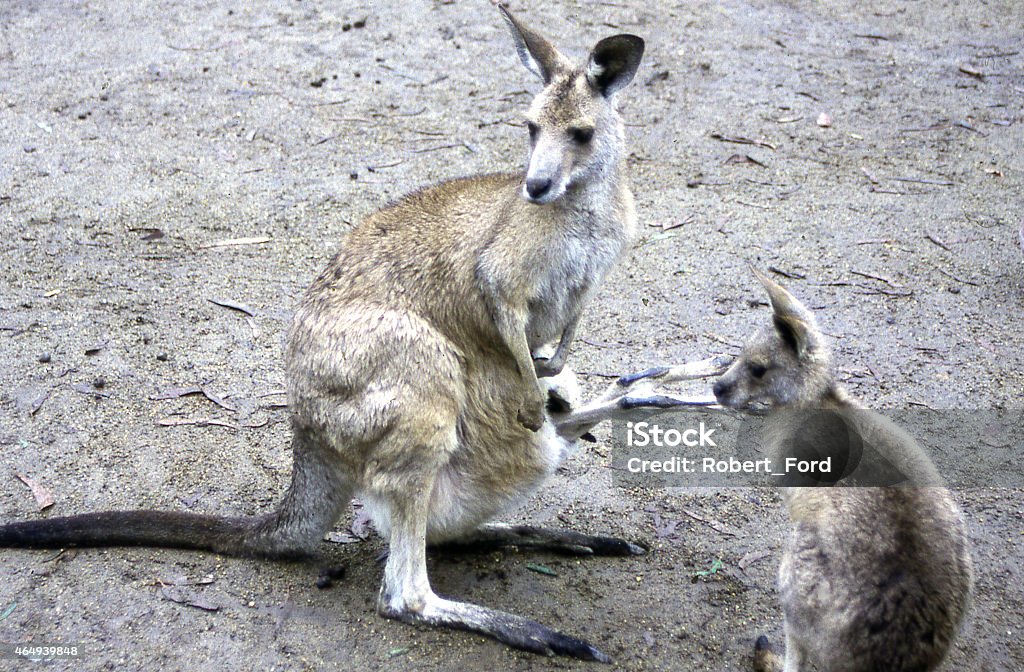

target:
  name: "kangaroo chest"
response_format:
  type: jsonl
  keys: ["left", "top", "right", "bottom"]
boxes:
{"left": 524, "top": 210, "right": 630, "bottom": 348}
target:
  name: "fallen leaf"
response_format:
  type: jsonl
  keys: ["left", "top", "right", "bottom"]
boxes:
{"left": 198, "top": 386, "right": 238, "bottom": 412}
{"left": 958, "top": 64, "right": 985, "bottom": 80}
{"left": 131, "top": 227, "right": 165, "bottom": 241}
{"left": 768, "top": 265, "right": 806, "bottom": 280}
{"left": 643, "top": 231, "right": 678, "bottom": 246}
{"left": 709, "top": 133, "right": 776, "bottom": 150}
{"left": 681, "top": 508, "right": 738, "bottom": 536}
{"left": 926, "top": 231, "right": 953, "bottom": 252}
{"left": 150, "top": 385, "right": 203, "bottom": 401}
{"left": 208, "top": 298, "right": 256, "bottom": 317}
{"left": 159, "top": 586, "right": 220, "bottom": 612}
{"left": 737, "top": 549, "right": 771, "bottom": 570}
{"left": 648, "top": 214, "right": 694, "bottom": 231}
{"left": 199, "top": 236, "right": 271, "bottom": 249}
{"left": 525, "top": 563, "right": 558, "bottom": 577}
{"left": 15, "top": 473, "right": 55, "bottom": 510}
{"left": 859, "top": 167, "right": 881, "bottom": 185}
{"left": 29, "top": 389, "right": 51, "bottom": 416}
{"left": 323, "top": 531, "right": 363, "bottom": 544}
{"left": 156, "top": 417, "right": 239, "bottom": 430}
{"left": 724, "top": 153, "right": 767, "bottom": 167}
{"left": 158, "top": 574, "right": 215, "bottom": 587}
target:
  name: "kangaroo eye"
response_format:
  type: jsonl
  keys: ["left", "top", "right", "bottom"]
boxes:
{"left": 569, "top": 126, "right": 594, "bottom": 144}
{"left": 526, "top": 121, "right": 539, "bottom": 140}
{"left": 748, "top": 363, "right": 768, "bottom": 379}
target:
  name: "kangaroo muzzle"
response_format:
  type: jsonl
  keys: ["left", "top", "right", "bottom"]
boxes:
{"left": 523, "top": 143, "right": 568, "bottom": 204}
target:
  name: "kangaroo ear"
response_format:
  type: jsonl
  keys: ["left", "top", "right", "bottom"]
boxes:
{"left": 499, "top": 5, "right": 570, "bottom": 83}
{"left": 752, "top": 266, "right": 815, "bottom": 324}
{"left": 586, "top": 34, "right": 645, "bottom": 97}
{"left": 751, "top": 266, "right": 823, "bottom": 359}
{"left": 772, "top": 314, "right": 816, "bottom": 359}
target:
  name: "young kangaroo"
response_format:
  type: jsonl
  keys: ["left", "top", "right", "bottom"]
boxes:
{"left": 0, "top": 7, "right": 645, "bottom": 662}
{"left": 713, "top": 269, "right": 973, "bottom": 672}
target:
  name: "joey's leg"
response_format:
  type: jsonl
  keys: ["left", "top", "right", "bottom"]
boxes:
{"left": 551, "top": 354, "right": 732, "bottom": 441}
{"left": 753, "top": 634, "right": 785, "bottom": 672}
{"left": 615, "top": 354, "right": 734, "bottom": 387}
{"left": 435, "top": 522, "right": 646, "bottom": 556}
{"left": 493, "top": 306, "right": 545, "bottom": 430}
{"left": 534, "top": 315, "right": 579, "bottom": 378}
{"left": 377, "top": 486, "right": 611, "bottom": 661}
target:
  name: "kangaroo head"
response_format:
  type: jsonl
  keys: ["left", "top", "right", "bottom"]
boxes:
{"left": 499, "top": 6, "right": 644, "bottom": 205}
{"left": 714, "top": 268, "right": 834, "bottom": 409}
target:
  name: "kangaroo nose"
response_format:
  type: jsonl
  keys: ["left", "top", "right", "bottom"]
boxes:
{"left": 712, "top": 380, "right": 728, "bottom": 401}
{"left": 525, "top": 177, "right": 552, "bottom": 200}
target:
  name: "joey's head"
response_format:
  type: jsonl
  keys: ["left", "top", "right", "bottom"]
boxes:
{"left": 499, "top": 5, "right": 644, "bottom": 205}
{"left": 713, "top": 268, "right": 835, "bottom": 410}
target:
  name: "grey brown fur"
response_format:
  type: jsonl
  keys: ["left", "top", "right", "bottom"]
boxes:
{"left": 714, "top": 269, "right": 973, "bottom": 672}
{"left": 0, "top": 7, "right": 646, "bottom": 661}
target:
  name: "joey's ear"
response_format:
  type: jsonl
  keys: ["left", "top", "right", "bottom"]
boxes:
{"left": 752, "top": 266, "right": 815, "bottom": 324}
{"left": 499, "top": 5, "right": 570, "bottom": 83}
{"left": 586, "top": 34, "right": 645, "bottom": 97}
{"left": 752, "top": 266, "right": 825, "bottom": 359}
{"left": 772, "top": 314, "right": 816, "bottom": 359}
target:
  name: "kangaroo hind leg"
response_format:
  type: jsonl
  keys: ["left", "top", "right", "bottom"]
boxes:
{"left": 376, "top": 468, "right": 610, "bottom": 661}
{"left": 436, "top": 522, "right": 646, "bottom": 557}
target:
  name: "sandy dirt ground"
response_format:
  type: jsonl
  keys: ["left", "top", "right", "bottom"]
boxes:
{"left": 1, "top": 0, "right": 1022, "bottom": 670}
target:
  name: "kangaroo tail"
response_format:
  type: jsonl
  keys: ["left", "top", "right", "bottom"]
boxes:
{"left": 0, "top": 431, "right": 352, "bottom": 559}
{"left": 0, "top": 510, "right": 274, "bottom": 556}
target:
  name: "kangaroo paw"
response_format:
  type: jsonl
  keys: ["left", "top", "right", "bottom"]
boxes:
{"left": 382, "top": 593, "right": 611, "bottom": 662}
{"left": 753, "top": 634, "right": 784, "bottom": 672}
{"left": 439, "top": 523, "right": 647, "bottom": 557}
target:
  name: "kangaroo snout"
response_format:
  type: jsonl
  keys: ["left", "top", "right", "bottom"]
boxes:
{"left": 525, "top": 176, "right": 553, "bottom": 201}
{"left": 712, "top": 379, "right": 729, "bottom": 401}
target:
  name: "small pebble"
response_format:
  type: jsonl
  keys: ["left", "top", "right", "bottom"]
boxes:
{"left": 156, "top": 352, "right": 169, "bottom": 361}
{"left": 38, "top": 353, "right": 51, "bottom": 364}
{"left": 92, "top": 377, "right": 106, "bottom": 389}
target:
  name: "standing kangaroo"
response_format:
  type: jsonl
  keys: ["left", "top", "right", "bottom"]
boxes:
{"left": 0, "top": 7, "right": 647, "bottom": 661}
{"left": 713, "top": 269, "right": 973, "bottom": 672}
